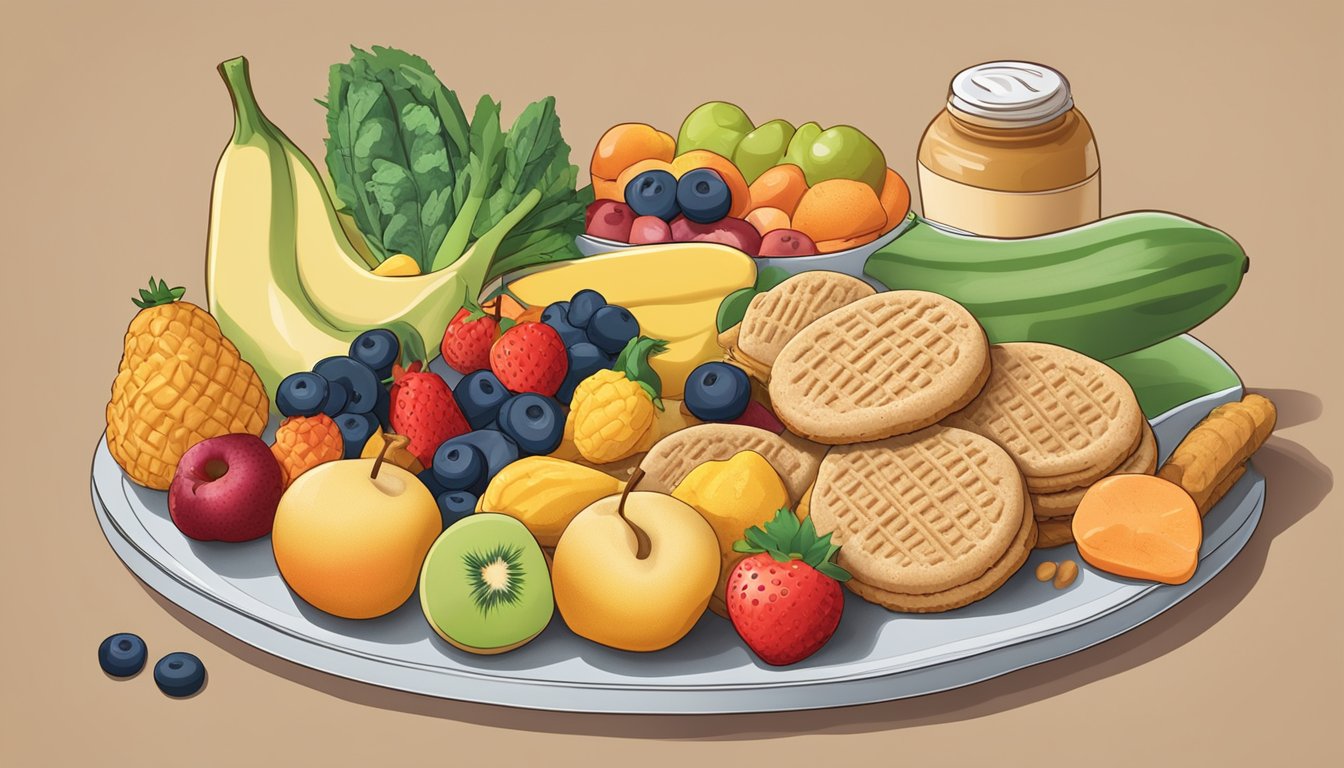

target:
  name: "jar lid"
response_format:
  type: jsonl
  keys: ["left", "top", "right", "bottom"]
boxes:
{"left": 948, "top": 62, "right": 1073, "bottom": 127}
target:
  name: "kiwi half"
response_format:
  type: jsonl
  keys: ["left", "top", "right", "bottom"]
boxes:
{"left": 419, "top": 513, "right": 554, "bottom": 654}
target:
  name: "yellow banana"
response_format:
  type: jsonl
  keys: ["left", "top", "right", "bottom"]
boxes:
{"left": 206, "top": 57, "right": 498, "bottom": 400}
{"left": 503, "top": 244, "right": 757, "bottom": 398}
{"left": 206, "top": 58, "right": 355, "bottom": 399}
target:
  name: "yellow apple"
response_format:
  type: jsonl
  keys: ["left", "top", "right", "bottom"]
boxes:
{"left": 672, "top": 450, "right": 790, "bottom": 616}
{"left": 272, "top": 457, "right": 441, "bottom": 619}
{"left": 552, "top": 481, "right": 719, "bottom": 652}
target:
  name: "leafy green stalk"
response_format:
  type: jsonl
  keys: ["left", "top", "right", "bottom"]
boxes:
{"left": 614, "top": 336, "right": 669, "bottom": 410}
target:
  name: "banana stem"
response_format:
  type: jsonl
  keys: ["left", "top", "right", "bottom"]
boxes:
{"left": 218, "top": 57, "right": 267, "bottom": 145}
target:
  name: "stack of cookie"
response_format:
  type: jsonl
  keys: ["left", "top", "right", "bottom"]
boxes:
{"left": 943, "top": 343, "right": 1153, "bottom": 549}
{"left": 714, "top": 276, "right": 1153, "bottom": 612}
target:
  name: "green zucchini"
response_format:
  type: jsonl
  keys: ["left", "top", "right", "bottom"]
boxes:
{"left": 864, "top": 212, "right": 1248, "bottom": 360}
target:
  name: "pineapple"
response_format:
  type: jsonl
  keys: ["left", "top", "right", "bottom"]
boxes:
{"left": 106, "top": 278, "right": 269, "bottom": 489}
{"left": 570, "top": 337, "right": 667, "bottom": 464}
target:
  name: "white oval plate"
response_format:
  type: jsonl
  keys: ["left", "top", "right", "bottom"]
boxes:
{"left": 91, "top": 344, "right": 1260, "bottom": 714}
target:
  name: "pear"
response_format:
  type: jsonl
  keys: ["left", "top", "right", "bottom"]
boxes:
{"left": 552, "top": 469, "right": 719, "bottom": 652}
{"left": 272, "top": 435, "right": 442, "bottom": 619}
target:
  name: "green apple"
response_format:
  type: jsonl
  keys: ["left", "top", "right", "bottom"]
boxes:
{"left": 797, "top": 125, "right": 886, "bottom": 193}
{"left": 782, "top": 121, "right": 823, "bottom": 168}
{"left": 732, "top": 119, "right": 795, "bottom": 184}
{"left": 676, "top": 101, "right": 754, "bottom": 158}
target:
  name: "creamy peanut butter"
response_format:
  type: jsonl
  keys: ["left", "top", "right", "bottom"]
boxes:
{"left": 918, "top": 62, "right": 1100, "bottom": 237}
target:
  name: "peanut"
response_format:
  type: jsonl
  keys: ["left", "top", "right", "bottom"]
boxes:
{"left": 1035, "top": 561, "right": 1057, "bottom": 582}
{"left": 1054, "top": 560, "right": 1079, "bottom": 589}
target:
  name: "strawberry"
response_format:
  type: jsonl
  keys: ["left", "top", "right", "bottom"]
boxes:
{"left": 726, "top": 508, "right": 851, "bottom": 666}
{"left": 490, "top": 322, "right": 568, "bottom": 396}
{"left": 388, "top": 362, "right": 470, "bottom": 465}
{"left": 440, "top": 306, "right": 499, "bottom": 374}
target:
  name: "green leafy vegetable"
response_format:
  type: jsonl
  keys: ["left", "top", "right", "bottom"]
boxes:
{"left": 323, "top": 45, "right": 587, "bottom": 278}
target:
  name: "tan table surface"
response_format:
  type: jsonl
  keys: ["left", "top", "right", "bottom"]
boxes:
{"left": 3, "top": 1, "right": 1340, "bottom": 764}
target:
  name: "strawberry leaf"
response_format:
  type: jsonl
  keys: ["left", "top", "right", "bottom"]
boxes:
{"left": 732, "top": 508, "right": 851, "bottom": 582}
{"left": 498, "top": 317, "right": 517, "bottom": 333}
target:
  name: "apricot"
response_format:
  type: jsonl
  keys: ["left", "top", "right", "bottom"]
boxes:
{"left": 814, "top": 230, "right": 882, "bottom": 254}
{"left": 878, "top": 168, "right": 911, "bottom": 229}
{"left": 745, "top": 206, "right": 791, "bottom": 237}
{"left": 591, "top": 123, "right": 676, "bottom": 190}
{"left": 791, "top": 178, "right": 887, "bottom": 244}
{"left": 670, "top": 150, "right": 751, "bottom": 218}
{"left": 747, "top": 164, "right": 808, "bottom": 217}
{"left": 759, "top": 229, "right": 819, "bottom": 257}
{"left": 614, "top": 159, "right": 677, "bottom": 204}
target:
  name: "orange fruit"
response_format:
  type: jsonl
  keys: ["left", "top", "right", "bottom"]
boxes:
{"left": 591, "top": 123, "right": 676, "bottom": 191}
{"left": 878, "top": 168, "right": 911, "bottom": 229}
{"left": 271, "top": 415, "right": 344, "bottom": 488}
{"left": 791, "top": 179, "right": 887, "bottom": 244}
{"left": 747, "top": 164, "right": 808, "bottom": 217}
{"left": 814, "top": 230, "right": 883, "bottom": 254}
{"left": 745, "top": 206, "right": 791, "bottom": 237}
{"left": 670, "top": 150, "right": 751, "bottom": 217}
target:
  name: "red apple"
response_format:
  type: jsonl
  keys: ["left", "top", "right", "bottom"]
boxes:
{"left": 759, "top": 229, "right": 819, "bottom": 257}
{"left": 628, "top": 215, "right": 672, "bottom": 244}
{"left": 584, "top": 199, "right": 635, "bottom": 242}
{"left": 670, "top": 216, "right": 762, "bottom": 255}
{"left": 168, "top": 434, "right": 284, "bottom": 542}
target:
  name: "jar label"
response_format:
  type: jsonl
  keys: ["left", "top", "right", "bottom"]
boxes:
{"left": 918, "top": 164, "right": 1101, "bottom": 238}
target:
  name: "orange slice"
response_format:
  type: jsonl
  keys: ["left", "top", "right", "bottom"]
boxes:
{"left": 1073, "top": 474, "right": 1202, "bottom": 585}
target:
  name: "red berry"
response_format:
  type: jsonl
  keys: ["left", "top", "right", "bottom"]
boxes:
{"left": 490, "top": 322, "right": 568, "bottom": 396}
{"left": 440, "top": 308, "right": 499, "bottom": 374}
{"left": 388, "top": 363, "right": 470, "bottom": 465}
{"left": 726, "top": 553, "right": 845, "bottom": 666}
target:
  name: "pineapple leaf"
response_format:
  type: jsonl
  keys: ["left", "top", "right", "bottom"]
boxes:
{"left": 732, "top": 508, "right": 851, "bottom": 582}
{"left": 132, "top": 277, "right": 185, "bottom": 309}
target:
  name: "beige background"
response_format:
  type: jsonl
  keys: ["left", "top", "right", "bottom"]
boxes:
{"left": 2, "top": 0, "right": 1340, "bottom": 764}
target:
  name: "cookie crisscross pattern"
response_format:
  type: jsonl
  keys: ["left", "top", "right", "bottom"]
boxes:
{"left": 830, "top": 436, "right": 1013, "bottom": 571}
{"left": 741, "top": 274, "right": 873, "bottom": 362}
{"left": 947, "top": 345, "right": 1136, "bottom": 476}
{"left": 780, "top": 294, "right": 971, "bottom": 410}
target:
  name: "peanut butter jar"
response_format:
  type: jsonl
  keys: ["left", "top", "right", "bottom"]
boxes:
{"left": 917, "top": 62, "right": 1100, "bottom": 237}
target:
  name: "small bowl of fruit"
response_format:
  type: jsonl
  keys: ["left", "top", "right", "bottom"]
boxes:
{"left": 580, "top": 102, "right": 912, "bottom": 285}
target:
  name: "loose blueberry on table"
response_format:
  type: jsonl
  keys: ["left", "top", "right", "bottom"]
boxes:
{"left": 153, "top": 652, "right": 206, "bottom": 698}
{"left": 98, "top": 633, "right": 148, "bottom": 678}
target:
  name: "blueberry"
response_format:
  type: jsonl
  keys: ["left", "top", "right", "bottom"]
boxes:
{"left": 542, "top": 305, "right": 588, "bottom": 348}
{"left": 98, "top": 633, "right": 147, "bottom": 678}
{"left": 335, "top": 412, "right": 379, "bottom": 459}
{"left": 541, "top": 301, "right": 570, "bottom": 326}
{"left": 684, "top": 362, "right": 751, "bottom": 421}
{"left": 320, "top": 380, "right": 349, "bottom": 416}
{"left": 454, "top": 370, "right": 511, "bottom": 430}
{"left": 349, "top": 329, "right": 399, "bottom": 379}
{"left": 625, "top": 169, "right": 680, "bottom": 221}
{"left": 451, "top": 429, "right": 520, "bottom": 483}
{"left": 431, "top": 440, "right": 489, "bottom": 495}
{"left": 437, "top": 491, "right": 478, "bottom": 527}
{"left": 677, "top": 168, "right": 732, "bottom": 224}
{"left": 586, "top": 305, "right": 640, "bottom": 355}
{"left": 153, "top": 652, "right": 206, "bottom": 698}
{"left": 556, "top": 342, "right": 613, "bottom": 405}
{"left": 314, "top": 356, "right": 381, "bottom": 415}
{"left": 497, "top": 393, "right": 566, "bottom": 455}
{"left": 371, "top": 385, "right": 392, "bottom": 431}
{"left": 567, "top": 289, "right": 607, "bottom": 329}
{"left": 275, "top": 372, "right": 329, "bottom": 417}
{"left": 417, "top": 468, "right": 447, "bottom": 496}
